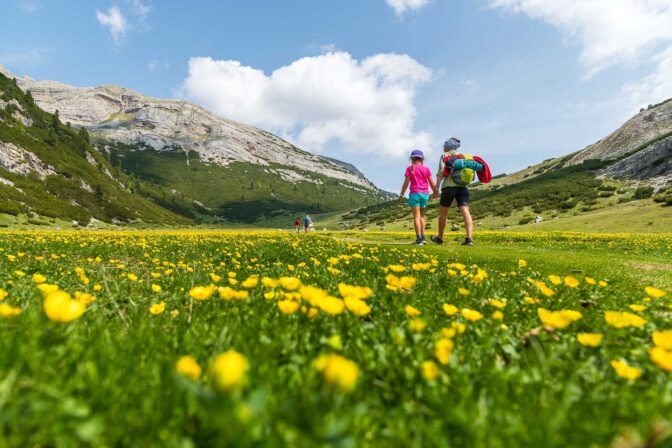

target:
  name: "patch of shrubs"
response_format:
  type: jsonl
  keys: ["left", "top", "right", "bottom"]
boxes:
{"left": 633, "top": 186, "right": 654, "bottom": 200}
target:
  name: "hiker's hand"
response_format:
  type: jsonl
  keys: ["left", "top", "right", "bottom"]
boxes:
{"left": 433, "top": 191, "right": 440, "bottom": 199}
{"left": 397, "top": 195, "right": 404, "bottom": 204}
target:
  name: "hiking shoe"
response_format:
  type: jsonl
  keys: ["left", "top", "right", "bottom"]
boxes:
{"left": 461, "top": 238, "right": 474, "bottom": 246}
{"left": 412, "top": 239, "right": 425, "bottom": 246}
{"left": 430, "top": 235, "right": 444, "bottom": 245}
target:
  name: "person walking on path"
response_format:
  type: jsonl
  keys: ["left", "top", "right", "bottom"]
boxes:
{"left": 430, "top": 138, "right": 488, "bottom": 246}
{"left": 303, "top": 215, "right": 312, "bottom": 233}
{"left": 397, "top": 149, "right": 439, "bottom": 245}
{"left": 294, "top": 218, "right": 301, "bottom": 233}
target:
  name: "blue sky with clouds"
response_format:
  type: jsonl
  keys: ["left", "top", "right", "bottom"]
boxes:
{"left": 1, "top": 0, "right": 671, "bottom": 191}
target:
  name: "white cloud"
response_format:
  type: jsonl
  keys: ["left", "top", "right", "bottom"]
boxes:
{"left": 131, "top": 0, "right": 151, "bottom": 21}
{"left": 96, "top": 6, "right": 128, "bottom": 45}
{"left": 386, "top": 0, "right": 431, "bottom": 16}
{"left": 489, "top": 0, "right": 672, "bottom": 77}
{"left": 180, "top": 52, "right": 432, "bottom": 157}
{"left": 489, "top": 0, "right": 672, "bottom": 107}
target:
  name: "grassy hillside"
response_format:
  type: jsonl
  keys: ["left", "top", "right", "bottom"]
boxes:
{"left": 0, "top": 73, "right": 189, "bottom": 225}
{"left": 337, "top": 158, "right": 671, "bottom": 233}
{"left": 102, "top": 143, "right": 389, "bottom": 223}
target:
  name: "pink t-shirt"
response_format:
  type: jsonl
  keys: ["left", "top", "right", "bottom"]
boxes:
{"left": 404, "top": 164, "right": 432, "bottom": 194}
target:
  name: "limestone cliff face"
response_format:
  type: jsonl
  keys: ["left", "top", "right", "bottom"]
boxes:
{"left": 2, "top": 65, "right": 379, "bottom": 192}
{"left": 568, "top": 99, "right": 672, "bottom": 166}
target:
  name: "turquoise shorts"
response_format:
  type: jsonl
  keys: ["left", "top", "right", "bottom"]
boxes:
{"left": 407, "top": 193, "right": 429, "bottom": 208}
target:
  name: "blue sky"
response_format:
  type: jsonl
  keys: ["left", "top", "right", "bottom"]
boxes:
{"left": 1, "top": 0, "right": 671, "bottom": 192}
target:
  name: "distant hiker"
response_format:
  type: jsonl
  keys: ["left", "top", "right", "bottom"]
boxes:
{"left": 294, "top": 218, "right": 301, "bottom": 233}
{"left": 430, "top": 138, "right": 491, "bottom": 246}
{"left": 397, "top": 149, "right": 439, "bottom": 245}
{"left": 304, "top": 215, "right": 312, "bottom": 232}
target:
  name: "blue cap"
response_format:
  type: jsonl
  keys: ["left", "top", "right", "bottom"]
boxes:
{"left": 410, "top": 149, "right": 424, "bottom": 159}
{"left": 444, "top": 138, "right": 461, "bottom": 150}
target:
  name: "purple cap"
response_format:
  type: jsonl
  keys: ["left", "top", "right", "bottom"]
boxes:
{"left": 410, "top": 149, "right": 424, "bottom": 159}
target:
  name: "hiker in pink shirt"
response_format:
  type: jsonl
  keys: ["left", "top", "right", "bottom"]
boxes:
{"left": 397, "top": 149, "right": 439, "bottom": 245}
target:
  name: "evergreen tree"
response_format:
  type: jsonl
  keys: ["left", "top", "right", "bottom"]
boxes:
{"left": 78, "top": 127, "right": 90, "bottom": 143}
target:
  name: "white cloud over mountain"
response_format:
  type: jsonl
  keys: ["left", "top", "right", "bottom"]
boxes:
{"left": 386, "top": 0, "right": 431, "bottom": 16}
{"left": 96, "top": 7, "right": 128, "bottom": 45}
{"left": 489, "top": 0, "right": 672, "bottom": 105}
{"left": 180, "top": 52, "right": 432, "bottom": 157}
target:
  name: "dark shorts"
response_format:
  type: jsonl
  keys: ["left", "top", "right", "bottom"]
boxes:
{"left": 440, "top": 187, "right": 469, "bottom": 208}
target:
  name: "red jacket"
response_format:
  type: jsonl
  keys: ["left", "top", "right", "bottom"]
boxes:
{"left": 473, "top": 156, "right": 492, "bottom": 183}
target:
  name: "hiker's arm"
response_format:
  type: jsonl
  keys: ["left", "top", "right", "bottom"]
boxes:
{"left": 398, "top": 176, "right": 410, "bottom": 203}
{"left": 428, "top": 175, "right": 439, "bottom": 197}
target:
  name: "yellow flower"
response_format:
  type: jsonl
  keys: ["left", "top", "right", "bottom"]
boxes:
{"left": 652, "top": 330, "right": 672, "bottom": 350}
{"left": 537, "top": 308, "right": 582, "bottom": 330}
{"left": 387, "top": 264, "right": 406, "bottom": 273}
{"left": 385, "top": 274, "right": 416, "bottom": 292}
{"left": 443, "top": 304, "right": 459, "bottom": 316}
{"left": 537, "top": 283, "right": 555, "bottom": 297}
{"left": 261, "top": 277, "right": 279, "bottom": 288}
{"left": 326, "top": 334, "right": 342, "bottom": 350}
{"left": 404, "top": 305, "right": 421, "bottom": 317}
{"left": 211, "top": 350, "right": 248, "bottom": 391}
{"left": 645, "top": 286, "right": 667, "bottom": 299}
{"left": 577, "top": 333, "right": 603, "bottom": 347}
{"left": 338, "top": 283, "right": 373, "bottom": 300}
{"left": 127, "top": 273, "right": 138, "bottom": 282}
{"left": 435, "top": 338, "right": 454, "bottom": 365}
{"left": 604, "top": 311, "right": 647, "bottom": 328}
{"left": 458, "top": 287, "right": 470, "bottom": 297}
{"left": 189, "top": 285, "right": 215, "bottom": 301}
{"left": 408, "top": 318, "right": 426, "bottom": 333}
{"left": 564, "top": 276, "right": 579, "bottom": 288}
{"left": 149, "top": 302, "right": 166, "bottom": 315}
{"left": 490, "top": 299, "right": 507, "bottom": 309}
{"left": 14, "top": 271, "right": 26, "bottom": 278}
{"left": 37, "top": 284, "right": 59, "bottom": 295}
{"left": 584, "top": 277, "right": 596, "bottom": 285}
{"left": 277, "top": 299, "right": 300, "bottom": 314}
{"left": 648, "top": 347, "right": 672, "bottom": 372}
{"left": 344, "top": 297, "right": 372, "bottom": 316}
{"left": 0, "top": 288, "right": 7, "bottom": 301}
{"left": 74, "top": 292, "right": 96, "bottom": 305}
{"left": 0, "top": 303, "right": 21, "bottom": 318}
{"left": 628, "top": 304, "right": 647, "bottom": 312}
{"left": 32, "top": 273, "right": 47, "bottom": 284}
{"left": 241, "top": 276, "right": 259, "bottom": 289}
{"left": 461, "top": 308, "right": 483, "bottom": 322}
{"left": 313, "top": 354, "right": 359, "bottom": 391}
{"left": 491, "top": 311, "right": 504, "bottom": 320}
{"left": 43, "top": 291, "right": 86, "bottom": 323}
{"left": 279, "top": 277, "right": 301, "bottom": 291}
{"left": 548, "top": 275, "right": 562, "bottom": 286}
{"left": 598, "top": 280, "right": 608, "bottom": 287}
{"left": 263, "top": 291, "right": 276, "bottom": 300}
{"left": 610, "top": 359, "right": 642, "bottom": 381}
{"left": 524, "top": 296, "right": 540, "bottom": 304}
{"left": 421, "top": 360, "right": 438, "bottom": 381}
{"left": 151, "top": 284, "right": 162, "bottom": 293}
{"left": 518, "top": 259, "right": 527, "bottom": 268}
{"left": 93, "top": 284, "right": 102, "bottom": 292}
{"left": 452, "top": 321, "right": 466, "bottom": 334}
{"left": 210, "top": 273, "right": 222, "bottom": 283}
{"left": 176, "top": 355, "right": 202, "bottom": 380}
{"left": 220, "top": 287, "right": 250, "bottom": 300}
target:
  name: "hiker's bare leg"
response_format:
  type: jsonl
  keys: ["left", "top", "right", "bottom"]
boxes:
{"left": 459, "top": 206, "right": 473, "bottom": 239}
{"left": 438, "top": 206, "right": 448, "bottom": 239}
{"left": 412, "top": 207, "right": 422, "bottom": 238}
{"left": 420, "top": 208, "right": 426, "bottom": 236}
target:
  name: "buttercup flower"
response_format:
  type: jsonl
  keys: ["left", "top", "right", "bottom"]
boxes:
{"left": 604, "top": 311, "right": 647, "bottom": 328}
{"left": 610, "top": 359, "right": 642, "bottom": 381}
{"left": 313, "top": 354, "right": 359, "bottom": 391}
{"left": 44, "top": 291, "right": 86, "bottom": 323}
{"left": 176, "top": 355, "right": 202, "bottom": 380}
{"left": 538, "top": 308, "right": 582, "bottom": 330}
{"left": 577, "top": 333, "right": 603, "bottom": 347}
{"left": 211, "top": 350, "right": 248, "bottom": 391}
{"left": 149, "top": 302, "right": 166, "bottom": 315}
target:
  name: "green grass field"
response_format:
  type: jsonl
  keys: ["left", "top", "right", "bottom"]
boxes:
{"left": 1, "top": 230, "right": 671, "bottom": 447}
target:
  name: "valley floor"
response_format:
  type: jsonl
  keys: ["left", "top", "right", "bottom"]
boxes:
{"left": 1, "top": 230, "right": 671, "bottom": 446}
